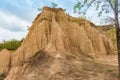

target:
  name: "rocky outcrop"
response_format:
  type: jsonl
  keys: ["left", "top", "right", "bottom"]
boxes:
{"left": 0, "top": 49, "right": 11, "bottom": 74}
{"left": 3, "top": 7, "right": 115, "bottom": 80}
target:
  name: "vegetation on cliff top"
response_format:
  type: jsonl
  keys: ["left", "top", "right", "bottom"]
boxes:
{"left": 0, "top": 39, "right": 23, "bottom": 51}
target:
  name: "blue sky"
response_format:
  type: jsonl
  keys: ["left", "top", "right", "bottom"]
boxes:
{"left": 0, "top": 0, "right": 117, "bottom": 42}
{"left": 0, "top": 0, "right": 78, "bottom": 42}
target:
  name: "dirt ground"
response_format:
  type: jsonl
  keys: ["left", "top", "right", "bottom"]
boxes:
{"left": 85, "top": 55, "right": 118, "bottom": 80}
{"left": 5, "top": 53, "right": 118, "bottom": 80}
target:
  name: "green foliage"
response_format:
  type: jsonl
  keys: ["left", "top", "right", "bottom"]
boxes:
{"left": 0, "top": 39, "right": 23, "bottom": 51}
{"left": 84, "top": 0, "right": 88, "bottom": 3}
{"left": 73, "top": 0, "right": 119, "bottom": 17}
{"left": 106, "top": 68, "right": 113, "bottom": 72}
{"left": 64, "top": 9, "right": 66, "bottom": 12}
{"left": 74, "top": 2, "right": 82, "bottom": 14}
{"left": 51, "top": 2, "right": 58, "bottom": 8}
{"left": 37, "top": 2, "right": 58, "bottom": 12}
{"left": 37, "top": 8, "right": 43, "bottom": 11}
{"left": 27, "top": 26, "right": 30, "bottom": 30}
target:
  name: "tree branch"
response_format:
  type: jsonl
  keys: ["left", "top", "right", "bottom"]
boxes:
{"left": 84, "top": 0, "right": 96, "bottom": 14}
{"left": 106, "top": 0, "right": 115, "bottom": 11}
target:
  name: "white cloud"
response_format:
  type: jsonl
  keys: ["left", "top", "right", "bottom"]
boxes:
{"left": 0, "top": 27, "right": 27, "bottom": 42}
{"left": 0, "top": 10, "right": 31, "bottom": 32}
{"left": 0, "top": 10, "right": 30, "bottom": 41}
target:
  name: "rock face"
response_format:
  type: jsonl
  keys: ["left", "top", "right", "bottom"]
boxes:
{"left": 3, "top": 7, "right": 115, "bottom": 80}
{"left": 0, "top": 49, "right": 11, "bottom": 74}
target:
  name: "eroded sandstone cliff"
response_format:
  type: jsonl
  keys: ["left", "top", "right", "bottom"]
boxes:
{"left": 0, "top": 7, "right": 116, "bottom": 80}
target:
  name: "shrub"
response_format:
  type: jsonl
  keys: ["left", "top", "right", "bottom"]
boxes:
{"left": 0, "top": 39, "right": 23, "bottom": 51}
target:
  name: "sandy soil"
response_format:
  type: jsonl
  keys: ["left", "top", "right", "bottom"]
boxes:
{"left": 87, "top": 55, "right": 118, "bottom": 80}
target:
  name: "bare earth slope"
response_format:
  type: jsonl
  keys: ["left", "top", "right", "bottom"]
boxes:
{"left": 5, "top": 52, "right": 118, "bottom": 80}
{"left": 1, "top": 7, "right": 117, "bottom": 80}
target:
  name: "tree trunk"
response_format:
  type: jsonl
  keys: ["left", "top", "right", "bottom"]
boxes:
{"left": 115, "top": 0, "right": 120, "bottom": 79}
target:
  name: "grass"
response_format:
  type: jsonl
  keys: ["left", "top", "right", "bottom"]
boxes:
{"left": 106, "top": 68, "right": 113, "bottom": 72}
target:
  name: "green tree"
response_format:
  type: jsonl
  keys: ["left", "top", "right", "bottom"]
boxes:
{"left": 74, "top": 0, "right": 120, "bottom": 79}
{"left": 74, "top": 0, "right": 119, "bottom": 16}
{"left": 51, "top": 2, "right": 58, "bottom": 8}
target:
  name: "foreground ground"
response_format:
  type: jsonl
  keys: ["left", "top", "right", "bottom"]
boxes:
{"left": 85, "top": 55, "right": 118, "bottom": 80}
{"left": 4, "top": 52, "right": 118, "bottom": 80}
